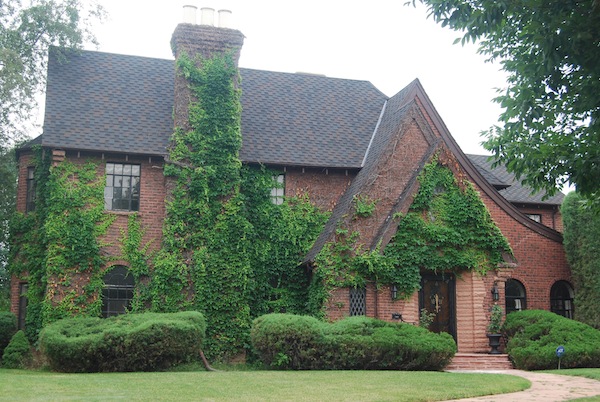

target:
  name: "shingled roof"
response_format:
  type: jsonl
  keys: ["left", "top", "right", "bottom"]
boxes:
{"left": 41, "top": 49, "right": 386, "bottom": 168}
{"left": 467, "top": 154, "right": 565, "bottom": 206}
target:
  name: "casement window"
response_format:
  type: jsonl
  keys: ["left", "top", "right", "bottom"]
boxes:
{"left": 18, "top": 283, "right": 28, "bottom": 330}
{"left": 270, "top": 174, "right": 285, "bottom": 205}
{"left": 104, "top": 163, "right": 140, "bottom": 211}
{"left": 525, "top": 213, "right": 541, "bottom": 223}
{"left": 505, "top": 279, "right": 527, "bottom": 313}
{"left": 101, "top": 265, "right": 134, "bottom": 318}
{"left": 550, "top": 281, "right": 574, "bottom": 319}
{"left": 25, "top": 167, "right": 36, "bottom": 212}
{"left": 349, "top": 286, "right": 366, "bottom": 316}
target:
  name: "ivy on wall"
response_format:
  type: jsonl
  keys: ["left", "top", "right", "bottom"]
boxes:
{"left": 312, "top": 158, "right": 513, "bottom": 306}
{"left": 9, "top": 149, "right": 114, "bottom": 340}
{"left": 154, "top": 52, "right": 328, "bottom": 360}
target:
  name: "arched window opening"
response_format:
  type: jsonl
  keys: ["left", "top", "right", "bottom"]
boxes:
{"left": 102, "top": 265, "right": 134, "bottom": 318}
{"left": 505, "top": 279, "right": 527, "bottom": 314}
{"left": 550, "top": 281, "right": 574, "bottom": 319}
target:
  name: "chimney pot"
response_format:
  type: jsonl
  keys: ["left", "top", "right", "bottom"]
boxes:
{"left": 182, "top": 5, "right": 197, "bottom": 24}
{"left": 200, "top": 7, "right": 215, "bottom": 26}
{"left": 218, "top": 9, "right": 232, "bottom": 28}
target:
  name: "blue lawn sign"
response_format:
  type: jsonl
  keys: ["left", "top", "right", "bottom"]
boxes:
{"left": 556, "top": 345, "right": 565, "bottom": 369}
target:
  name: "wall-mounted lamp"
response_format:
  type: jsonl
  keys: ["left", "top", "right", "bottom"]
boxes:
{"left": 491, "top": 282, "right": 500, "bottom": 302}
{"left": 391, "top": 285, "right": 398, "bottom": 300}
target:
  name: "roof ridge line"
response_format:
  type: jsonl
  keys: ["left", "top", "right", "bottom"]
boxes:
{"left": 361, "top": 100, "right": 388, "bottom": 168}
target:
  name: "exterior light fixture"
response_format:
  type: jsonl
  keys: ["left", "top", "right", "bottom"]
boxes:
{"left": 391, "top": 285, "right": 398, "bottom": 300}
{"left": 491, "top": 282, "right": 500, "bottom": 302}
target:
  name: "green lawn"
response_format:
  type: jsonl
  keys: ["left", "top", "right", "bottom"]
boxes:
{"left": 0, "top": 369, "right": 529, "bottom": 401}
{"left": 542, "top": 368, "right": 600, "bottom": 381}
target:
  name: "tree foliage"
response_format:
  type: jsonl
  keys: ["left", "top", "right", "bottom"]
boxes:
{"left": 0, "top": 147, "right": 17, "bottom": 310}
{"left": 411, "top": 0, "right": 600, "bottom": 204}
{"left": 0, "top": 0, "right": 105, "bottom": 146}
{"left": 562, "top": 192, "right": 600, "bottom": 329}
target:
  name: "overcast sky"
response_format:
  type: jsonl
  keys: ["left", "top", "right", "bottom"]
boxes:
{"left": 84, "top": 0, "right": 507, "bottom": 155}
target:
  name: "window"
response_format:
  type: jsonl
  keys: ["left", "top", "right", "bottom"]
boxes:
{"left": 18, "top": 283, "right": 28, "bottom": 330}
{"left": 26, "top": 167, "right": 36, "bottom": 212}
{"left": 104, "top": 163, "right": 140, "bottom": 211}
{"left": 101, "top": 265, "right": 134, "bottom": 318}
{"left": 505, "top": 279, "right": 527, "bottom": 314}
{"left": 349, "top": 286, "right": 366, "bottom": 316}
{"left": 550, "top": 281, "right": 574, "bottom": 319}
{"left": 525, "top": 213, "right": 541, "bottom": 223}
{"left": 270, "top": 174, "right": 285, "bottom": 205}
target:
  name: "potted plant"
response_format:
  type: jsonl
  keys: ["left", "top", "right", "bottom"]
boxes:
{"left": 486, "top": 304, "right": 503, "bottom": 354}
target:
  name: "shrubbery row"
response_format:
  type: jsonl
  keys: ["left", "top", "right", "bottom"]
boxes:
{"left": 39, "top": 311, "right": 206, "bottom": 372}
{"left": 503, "top": 310, "right": 600, "bottom": 370}
{"left": 251, "top": 314, "right": 456, "bottom": 370}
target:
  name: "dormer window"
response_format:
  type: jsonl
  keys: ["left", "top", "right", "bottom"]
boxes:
{"left": 525, "top": 213, "right": 541, "bottom": 223}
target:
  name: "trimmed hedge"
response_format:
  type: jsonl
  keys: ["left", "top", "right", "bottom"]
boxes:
{"left": 2, "top": 330, "right": 31, "bottom": 369}
{"left": 251, "top": 314, "right": 456, "bottom": 370}
{"left": 39, "top": 311, "right": 206, "bottom": 372}
{"left": 504, "top": 310, "right": 600, "bottom": 370}
{"left": 0, "top": 311, "right": 17, "bottom": 357}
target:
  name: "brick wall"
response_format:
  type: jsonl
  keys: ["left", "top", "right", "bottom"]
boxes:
{"left": 10, "top": 150, "right": 166, "bottom": 317}
{"left": 285, "top": 166, "right": 354, "bottom": 212}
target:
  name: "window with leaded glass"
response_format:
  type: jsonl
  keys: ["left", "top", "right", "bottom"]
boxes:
{"left": 270, "top": 174, "right": 285, "bottom": 205}
{"left": 104, "top": 163, "right": 140, "bottom": 211}
{"left": 102, "top": 265, "right": 134, "bottom": 318}
{"left": 349, "top": 286, "right": 366, "bottom": 316}
{"left": 550, "top": 281, "right": 574, "bottom": 319}
{"left": 26, "top": 167, "right": 36, "bottom": 212}
{"left": 505, "top": 279, "right": 527, "bottom": 314}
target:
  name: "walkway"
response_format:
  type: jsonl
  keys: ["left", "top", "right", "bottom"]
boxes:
{"left": 445, "top": 370, "right": 600, "bottom": 401}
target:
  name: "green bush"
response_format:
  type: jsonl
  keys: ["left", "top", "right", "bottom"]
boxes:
{"left": 0, "top": 311, "right": 17, "bottom": 357}
{"left": 2, "top": 330, "right": 31, "bottom": 369}
{"left": 39, "top": 311, "right": 206, "bottom": 372}
{"left": 503, "top": 310, "right": 600, "bottom": 370}
{"left": 251, "top": 314, "right": 456, "bottom": 370}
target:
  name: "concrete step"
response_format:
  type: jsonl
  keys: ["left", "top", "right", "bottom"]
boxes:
{"left": 446, "top": 353, "right": 513, "bottom": 370}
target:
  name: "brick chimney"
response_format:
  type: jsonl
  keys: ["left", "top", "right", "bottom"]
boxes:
{"left": 171, "top": 6, "right": 245, "bottom": 131}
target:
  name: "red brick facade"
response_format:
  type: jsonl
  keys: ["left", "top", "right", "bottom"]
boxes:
{"left": 9, "top": 21, "right": 570, "bottom": 356}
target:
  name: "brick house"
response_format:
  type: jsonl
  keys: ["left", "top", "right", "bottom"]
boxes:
{"left": 11, "top": 9, "right": 571, "bottom": 353}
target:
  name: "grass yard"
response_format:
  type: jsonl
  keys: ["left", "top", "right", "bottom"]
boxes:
{"left": 0, "top": 369, "right": 529, "bottom": 401}
{"left": 542, "top": 368, "right": 600, "bottom": 381}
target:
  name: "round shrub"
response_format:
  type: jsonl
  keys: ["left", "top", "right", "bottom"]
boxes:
{"left": 0, "top": 311, "right": 17, "bottom": 357}
{"left": 250, "top": 314, "right": 324, "bottom": 369}
{"left": 251, "top": 314, "right": 456, "bottom": 370}
{"left": 2, "top": 330, "right": 31, "bottom": 369}
{"left": 503, "top": 310, "right": 600, "bottom": 370}
{"left": 39, "top": 311, "right": 206, "bottom": 372}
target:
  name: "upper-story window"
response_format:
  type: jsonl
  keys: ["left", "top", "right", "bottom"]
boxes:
{"left": 270, "top": 174, "right": 285, "bottom": 205}
{"left": 104, "top": 163, "right": 140, "bottom": 211}
{"left": 26, "top": 167, "right": 36, "bottom": 212}
{"left": 525, "top": 213, "right": 541, "bottom": 223}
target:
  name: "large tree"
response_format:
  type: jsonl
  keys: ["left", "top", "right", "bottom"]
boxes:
{"left": 411, "top": 0, "right": 600, "bottom": 203}
{"left": 0, "top": 0, "right": 105, "bottom": 147}
{"left": 562, "top": 191, "right": 600, "bottom": 329}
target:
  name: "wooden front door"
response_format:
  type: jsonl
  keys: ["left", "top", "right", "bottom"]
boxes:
{"left": 419, "top": 273, "right": 456, "bottom": 341}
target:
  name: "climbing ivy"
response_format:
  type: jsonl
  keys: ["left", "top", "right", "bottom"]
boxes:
{"left": 9, "top": 149, "right": 114, "bottom": 340}
{"left": 313, "top": 158, "right": 513, "bottom": 303}
{"left": 154, "top": 51, "right": 328, "bottom": 360}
